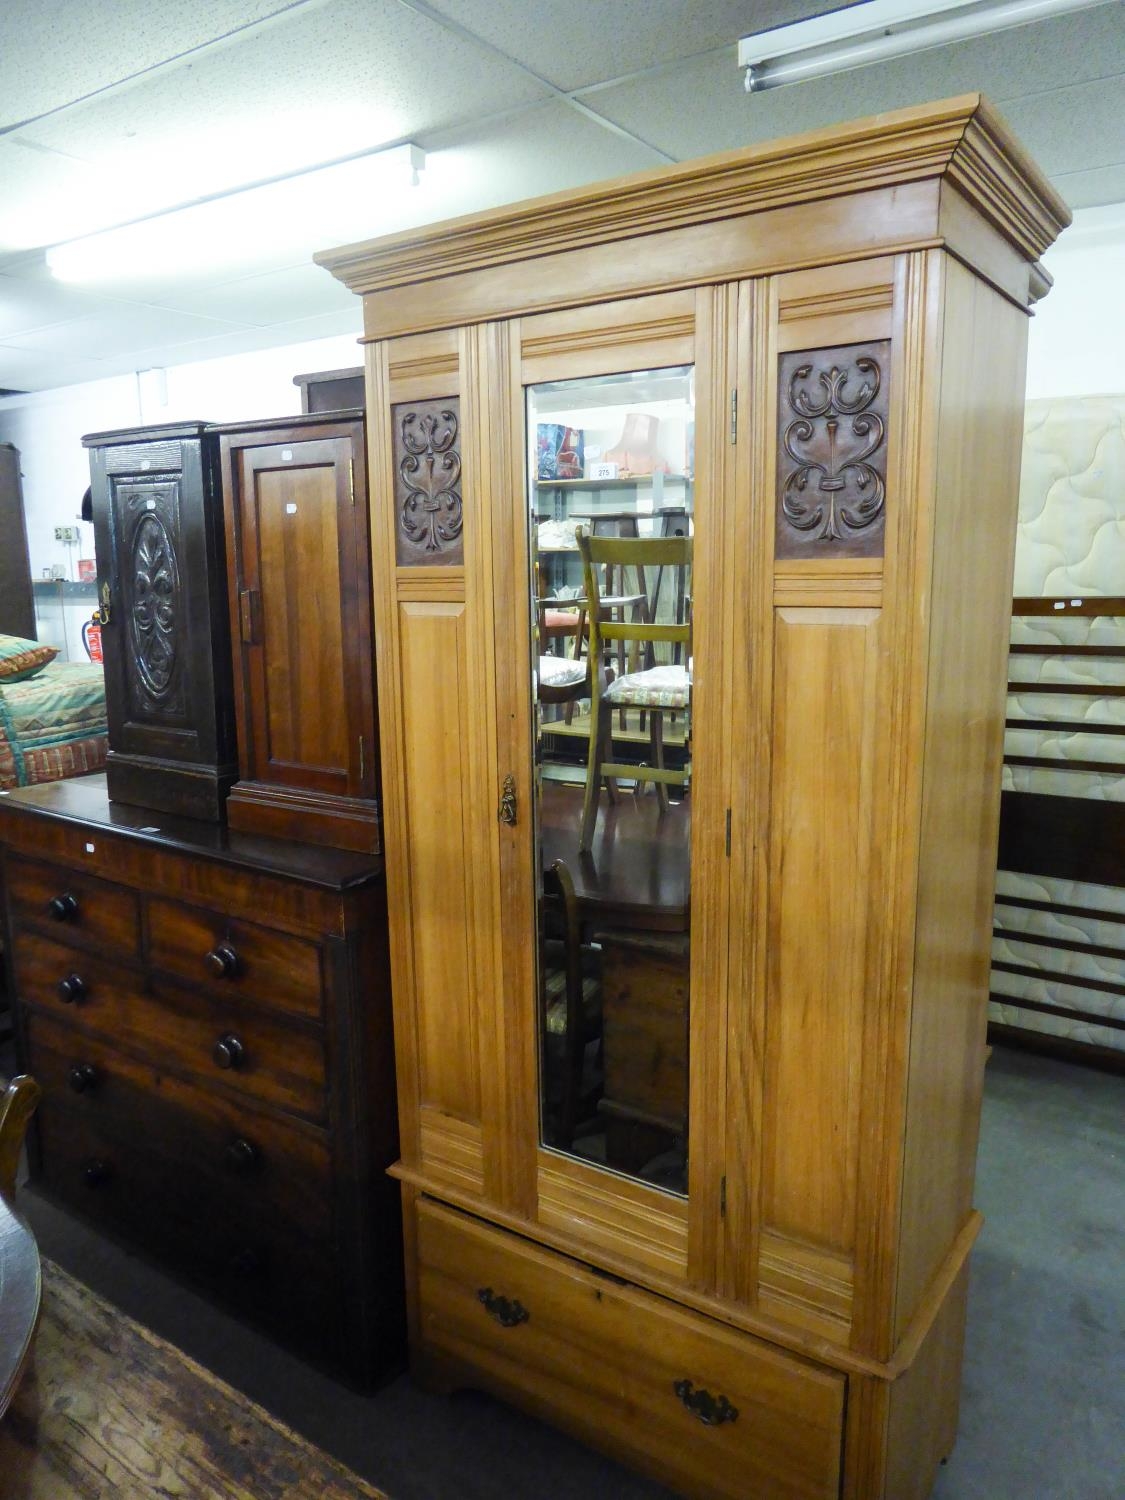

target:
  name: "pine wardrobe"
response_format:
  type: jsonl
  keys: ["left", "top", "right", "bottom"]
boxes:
{"left": 320, "top": 96, "right": 1067, "bottom": 1500}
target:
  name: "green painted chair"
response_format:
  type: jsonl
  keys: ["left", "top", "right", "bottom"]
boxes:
{"left": 575, "top": 527, "right": 692, "bottom": 852}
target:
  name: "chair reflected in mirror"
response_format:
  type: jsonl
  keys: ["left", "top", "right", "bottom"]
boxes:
{"left": 540, "top": 858, "right": 603, "bottom": 1151}
{"left": 575, "top": 527, "right": 692, "bottom": 853}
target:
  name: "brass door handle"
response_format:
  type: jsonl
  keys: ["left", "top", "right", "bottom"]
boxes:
{"left": 498, "top": 773, "right": 517, "bottom": 825}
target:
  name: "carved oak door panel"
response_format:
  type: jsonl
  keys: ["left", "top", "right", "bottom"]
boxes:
{"left": 113, "top": 479, "right": 188, "bottom": 723}
{"left": 86, "top": 423, "right": 236, "bottom": 820}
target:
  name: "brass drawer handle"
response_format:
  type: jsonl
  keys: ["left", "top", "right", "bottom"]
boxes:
{"left": 673, "top": 1379, "right": 739, "bottom": 1427}
{"left": 205, "top": 943, "right": 239, "bottom": 979}
{"left": 48, "top": 893, "right": 79, "bottom": 922}
{"left": 477, "top": 1287, "right": 529, "bottom": 1328}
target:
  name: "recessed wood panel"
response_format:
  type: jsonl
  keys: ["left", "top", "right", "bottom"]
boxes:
{"left": 399, "top": 600, "right": 480, "bottom": 1124}
{"left": 222, "top": 420, "right": 377, "bottom": 837}
{"left": 761, "top": 607, "right": 880, "bottom": 1261}
{"left": 255, "top": 463, "right": 347, "bottom": 774}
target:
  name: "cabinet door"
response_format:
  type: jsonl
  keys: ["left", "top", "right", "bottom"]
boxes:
{"left": 723, "top": 255, "right": 938, "bottom": 1359}
{"left": 368, "top": 295, "right": 737, "bottom": 1286}
{"left": 519, "top": 289, "right": 737, "bottom": 1287}
{"left": 365, "top": 327, "right": 526, "bottom": 1209}
{"left": 228, "top": 424, "right": 374, "bottom": 800}
{"left": 90, "top": 431, "right": 234, "bottom": 792}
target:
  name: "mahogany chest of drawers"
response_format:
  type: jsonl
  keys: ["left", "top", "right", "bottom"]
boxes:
{"left": 0, "top": 775, "right": 403, "bottom": 1384}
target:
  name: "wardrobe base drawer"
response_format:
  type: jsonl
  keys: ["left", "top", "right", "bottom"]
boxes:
{"left": 415, "top": 1197, "right": 845, "bottom": 1500}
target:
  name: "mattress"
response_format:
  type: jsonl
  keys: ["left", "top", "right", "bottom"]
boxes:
{"left": 0, "top": 659, "right": 108, "bottom": 791}
{"left": 991, "top": 393, "right": 1125, "bottom": 1053}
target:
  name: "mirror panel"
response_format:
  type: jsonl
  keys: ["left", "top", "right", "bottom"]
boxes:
{"left": 527, "top": 366, "right": 694, "bottom": 1197}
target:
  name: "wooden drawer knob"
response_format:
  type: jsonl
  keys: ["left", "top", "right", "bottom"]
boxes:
{"left": 213, "top": 1033, "right": 246, "bottom": 1070}
{"left": 57, "top": 973, "right": 87, "bottom": 1004}
{"left": 205, "top": 944, "right": 239, "bottom": 979}
{"left": 82, "top": 1158, "right": 112, "bottom": 1189}
{"left": 225, "top": 1137, "right": 261, "bottom": 1175}
{"left": 68, "top": 1063, "right": 99, "bottom": 1094}
{"left": 229, "top": 1247, "right": 265, "bottom": 1278}
{"left": 48, "top": 893, "right": 79, "bottom": 922}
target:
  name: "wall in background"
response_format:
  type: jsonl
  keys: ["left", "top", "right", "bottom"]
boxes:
{"left": 1025, "top": 203, "right": 1125, "bottom": 401}
{"left": 0, "top": 328, "right": 362, "bottom": 578}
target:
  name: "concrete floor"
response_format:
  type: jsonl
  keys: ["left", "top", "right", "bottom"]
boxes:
{"left": 10, "top": 1044, "right": 1125, "bottom": 1500}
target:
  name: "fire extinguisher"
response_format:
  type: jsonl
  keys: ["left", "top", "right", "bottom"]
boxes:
{"left": 83, "top": 582, "right": 111, "bottom": 663}
{"left": 82, "top": 613, "right": 103, "bottom": 663}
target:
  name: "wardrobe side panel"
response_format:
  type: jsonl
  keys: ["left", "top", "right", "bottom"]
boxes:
{"left": 895, "top": 259, "right": 1029, "bottom": 1338}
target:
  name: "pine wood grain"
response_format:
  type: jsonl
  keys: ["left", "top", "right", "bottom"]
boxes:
{"left": 332, "top": 97, "right": 1065, "bottom": 1500}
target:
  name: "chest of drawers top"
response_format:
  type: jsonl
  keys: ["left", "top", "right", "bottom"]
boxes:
{"left": 0, "top": 773, "right": 384, "bottom": 934}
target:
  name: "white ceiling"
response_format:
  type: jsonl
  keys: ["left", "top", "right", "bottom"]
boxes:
{"left": 0, "top": 0, "right": 1122, "bottom": 393}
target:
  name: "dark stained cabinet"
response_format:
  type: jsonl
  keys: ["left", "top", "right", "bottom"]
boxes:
{"left": 216, "top": 413, "right": 380, "bottom": 853}
{"left": 0, "top": 443, "right": 35, "bottom": 641}
{"left": 0, "top": 774, "right": 403, "bottom": 1384}
{"left": 83, "top": 422, "right": 237, "bottom": 821}
{"left": 293, "top": 366, "right": 365, "bottom": 414}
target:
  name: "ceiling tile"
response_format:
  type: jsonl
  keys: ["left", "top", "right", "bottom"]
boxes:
{"left": 0, "top": 140, "right": 117, "bottom": 253}
{"left": 422, "top": 0, "right": 852, "bottom": 93}
{"left": 0, "top": 1, "right": 285, "bottom": 129}
{"left": 12, "top": 0, "right": 552, "bottom": 243}
{"left": 0, "top": 340, "right": 112, "bottom": 390}
{"left": 1000, "top": 79, "right": 1125, "bottom": 177}
{"left": 157, "top": 262, "right": 357, "bottom": 324}
{"left": 114, "top": 308, "right": 362, "bottom": 372}
{"left": 0, "top": 270, "right": 138, "bottom": 337}
{"left": 1, "top": 303, "right": 246, "bottom": 359}
{"left": 400, "top": 98, "right": 665, "bottom": 216}
{"left": 1052, "top": 162, "right": 1125, "bottom": 210}
{"left": 584, "top": 6, "right": 1125, "bottom": 165}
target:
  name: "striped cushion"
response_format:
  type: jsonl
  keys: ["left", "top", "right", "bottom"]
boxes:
{"left": 0, "top": 633, "right": 57, "bottom": 683}
{"left": 604, "top": 664, "right": 690, "bottom": 710}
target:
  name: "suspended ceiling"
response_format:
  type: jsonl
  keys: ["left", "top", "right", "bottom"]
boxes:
{"left": 0, "top": 0, "right": 1122, "bottom": 392}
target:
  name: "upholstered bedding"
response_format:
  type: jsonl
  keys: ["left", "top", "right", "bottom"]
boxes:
{"left": 991, "top": 393, "right": 1125, "bottom": 1054}
{"left": 0, "top": 659, "right": 107, "bottom": 791}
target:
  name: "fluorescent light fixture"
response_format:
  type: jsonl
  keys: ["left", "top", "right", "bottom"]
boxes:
{"left": 46, "top": 143, "right": 425, "bottom": 285}
{"left": 740, "top": 0, "right": 1116, "bottom": 91}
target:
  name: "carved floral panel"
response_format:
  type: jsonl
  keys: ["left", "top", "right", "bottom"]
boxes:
{"left": 392, "top": 396, "right": 464, "bottom": 566}
{"left": 116, "top": 481, "right": 187, "bottom": 717}
{"left": 776, "top": 341, "right": 890, "bottom": 560}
